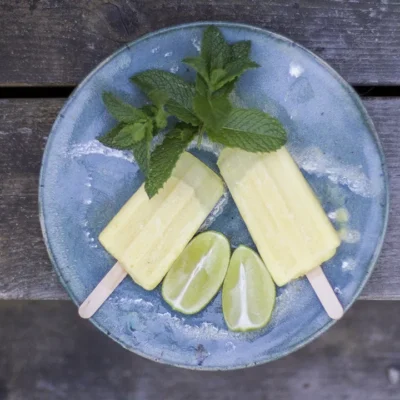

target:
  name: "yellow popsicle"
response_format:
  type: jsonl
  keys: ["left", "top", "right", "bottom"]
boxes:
{"left": 99, "top": 152, "right": 224, "bottom": 290}
{"left": 218, "top": 147, "right": 340, "bottom": 287}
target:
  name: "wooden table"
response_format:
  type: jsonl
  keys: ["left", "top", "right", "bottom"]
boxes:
{"left": 1, "top": 0, "right": 399, "bottom": 301}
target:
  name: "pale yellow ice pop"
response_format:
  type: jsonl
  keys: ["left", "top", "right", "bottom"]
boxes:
{"left": 99, "top": 152, "right": 224, "bottom": 290}
{"left": 218, "top": 147, "right": 340, "bottom": 287}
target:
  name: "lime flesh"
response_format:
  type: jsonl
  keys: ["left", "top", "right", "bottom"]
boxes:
{"left": 222, "top": 246, "right": 276, "bottom": 332}
{"left": 162, "top": 231, "right": 230, "bottom": 314}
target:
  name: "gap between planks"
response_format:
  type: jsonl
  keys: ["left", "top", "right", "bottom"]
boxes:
{"left": 2, "top": 86, "right": 400, "bottom": 99}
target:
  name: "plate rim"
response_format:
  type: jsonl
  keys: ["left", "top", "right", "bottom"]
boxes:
{"left": 39, "top": 21, "right": 390, "bottom": 370}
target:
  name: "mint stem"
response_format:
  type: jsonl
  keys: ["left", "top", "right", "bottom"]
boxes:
{"left": 196, "top": 126, "right": 204, "bottom": 149}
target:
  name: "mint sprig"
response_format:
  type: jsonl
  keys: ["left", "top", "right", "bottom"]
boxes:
{"left": 131, "top": 70, "right": 200, "bottom": 126}
{"left": 99, "top": 123, "right": 127, "bottom": 149}
{"left": 99, "top": 26, "right": 287, "bottom": 198}
{"left": 132, "top": 132, "right": 152, "bottom": 177}
{"left": 202, "top": 26, "right": 231, "bottom": 71}
{"left": 102, "top": 92, "right": 147, "bottom": 123}
{"left": 183, "top": 27, "right": 259, "bottom": 93}
{"left": 99, "top": 120, "right": 152, "bottom": 177}
{"left": 207, "top": 108, "right": 287, "bottom": 152}
{"left": 145, "top": 124, "right": 197, "bottom": 197}
{"left": 193, "top": 92, "right": 232, "bottom": 132}
{"left": 112, "top": 123, "right": 146, "bottom": 147}
{"left": 231, "top": 41, "right": 251, "bottom": 59}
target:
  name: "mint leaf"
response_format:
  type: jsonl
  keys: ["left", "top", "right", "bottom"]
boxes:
{"left": 182, "top": 56, "right": 209, "bottom": 82}
{"left": 132, "top": 122, "right": 153, "bottom": 177}
{"left": 141, "top": 104, "right": 157, "bottom": 117}
{"left": 154, "top": 107, "right": 168, "bottom": 130}
{"left": 146, "top": 89, "right": 169, "bottom": 107}
{"left": 111, "top": 127, "right": 136, "bottom": 149}
{"left": 194, "top": 93, "right": 232, "bottom": 131}
{"left": 113, "top": 123, "right": 146, "bottom": 148}
{"left": 208, "top": 108, "right": 287, "bottom": 152}
{"left": 223, "top": 59, "right": 259, "bottom": 83}
{"left": 210, "top": 68, "right": 227, "bottom": 86}
{"left": 166, "top": 98, "right": 200, "bottom": 126}
{"left": 195, "top": 75, "right": 208, "bottom": 96}
{"left": 131, "top": 70, "right": 200, "bottom": 126}
{"left": 193, "top": 28, "right": 259, "bottom": 93}
{"left": 213, "top": 79, "right": 237, "bottom": 97}
{"left": 132, "top": 139, "right": 150, "bottom": 177}
{"left": 98, "top": 123, "right": 126, "bottom": 149}
{"left": 212, "top": 59, "right": 259, "bottom": 91}
{"left": 99, "top": 120, "right": 153, "bottom": 177}
{"left": 230, "top": 41, "right": 251, "bottom": 60}
{"left": 102, "top": 92, "right": 147, "bottom": 123}
{"left": 201, "top": 26, "right": 231, "bottom": 71}
{"left": 145, "top": 124, "right": 196, "bottom": 197}
{"left": 141, "top": 104, "right": 168, "bottom": 131}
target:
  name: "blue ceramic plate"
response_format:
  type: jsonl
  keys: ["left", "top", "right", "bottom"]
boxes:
{"left": 40, "top": 22, "right": 388, "bottom": 370}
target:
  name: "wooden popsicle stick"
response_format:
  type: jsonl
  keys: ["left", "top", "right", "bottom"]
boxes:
{"left": 78, "top": 262, "right": 127, "bottom": 319}
{"left": 79, "top": 262, "right": 343, "bottom": 320}
{"left": 306, "top": 266, "right": 344, "bottom": 320}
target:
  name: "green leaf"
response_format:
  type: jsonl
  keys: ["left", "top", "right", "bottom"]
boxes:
{"left": 131, "top": 70, "right": 200, "bottom": 125}
{"left": 111, "top": 127, "right": 136, "bottom": 149}
{"left": 201, "top": 26, "right": 231, "bottom": 71}
{"left": 207, "top": 108, "right": 287, "bottom": 152}
{"left": 141, "top": 104, "right": 157, "bottom": 117}
{"left": 145, "top": 124, "right": 197, "bottom": 198}
{"left": 132, "top": 122, "right": 153, "bottom": 177}
{"left": 193, "top": 92, "right": 232, "bottom": 131}
{"left": 213, "top": 79, "right": 237, "bottom": 98}
{"left": 165, "top": 98, "right": 200, "bottom": 126}
{"left": 195, "top": 75, "right": 209, "bottom": 96}
{"left": 211, "top": 40, "right": 258, "bottom": 92}
{"left": 230, "top": 41, "right": 251, "bottom": 60}
{"left": 210, "top": 68, "right": 227, "bottom": 86}
{"left": 141, "top": 104, "right": 169, "bottom": 132}
{"left": 154, "top": 107, "right": 168, "bottom": 130}
{"left": 182, "top": 56, "right": 209, "bottom": 82}
{"left": 146, "top": 89, "right": 169, "bottom": 107}
{"left": 98, "top": 123, "right": 126, "bottom": 149}
{"left": 225, "top": 59, "right": 260, "bottom": 78}
{"left": 213, "top": 59, "right": 260, "bottom": 91}
{"left": 194, "top": 28, "right": 258, "bottom": 94}
{"left": 115, "top": 123, "right": 146, "bottom": 146}
{"left": 102, "top": 92, "right": 147, "bottom": 123}
{"left": 132, "top": 140, "right": 150, "bottom": 177}
{"left": 140, "top": 104, "right": 168, "bottom": 131}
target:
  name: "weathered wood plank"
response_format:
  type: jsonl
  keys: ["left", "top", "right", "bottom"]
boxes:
{"left": 360, "top": 99, "right": 400, "bottom": 299}
{"left": 0, "top": 98, "right": 398, "bottom": 300}
{"left": 1, "top": 0, "right": 400, "bottom": 86}
{"left": 1, "top": 301, "right": 400, "bottom": 398}
{"left": 0, "top": 99, "right": 68, "bottom": 300}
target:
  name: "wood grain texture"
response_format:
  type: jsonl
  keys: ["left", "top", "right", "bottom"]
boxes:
{"left": 360, "top": 99, "right": 400, "bottom": 299}
{"left": 0, "top": 97, "right": 398, "bottom": 300}
{"left": 1, "top": 0, "right": 400, "bottom": 86}
{"left": 0, "top": 301, "right": 400, "bottom": 400}
{"left": 0, "top": 99, "right": 68, "bottom": 299}
{"left": 1, "top": 301, "right": 400, "bottom": 399}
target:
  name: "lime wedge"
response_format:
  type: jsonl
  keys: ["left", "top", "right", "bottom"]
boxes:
{"left": 222, "top": 246, "right": 276, "bottom": 332}
{"left": 162, "top": 231, "right": 230, "bottom": 314}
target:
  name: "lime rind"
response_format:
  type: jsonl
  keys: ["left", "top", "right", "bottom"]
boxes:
{"left": 162, "top": 231, "right": 230, "bottom": 314}
{"left": 222, "top": 245, "right": 276, "bottom": 332}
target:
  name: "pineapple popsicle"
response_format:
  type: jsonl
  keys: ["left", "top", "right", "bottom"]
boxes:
{"left": 218, "top": 147, "right": 340, "bottom": 287}
{"left": 99, "top": 152, "right": 224, "bottom": 290}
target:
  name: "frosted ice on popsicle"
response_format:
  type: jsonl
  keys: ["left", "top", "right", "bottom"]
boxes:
{"left": 99, "top": 152, "right": 224, "bottom": 290}
{"left": 218, "top": 147, "right": 340, "bottom": 287}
